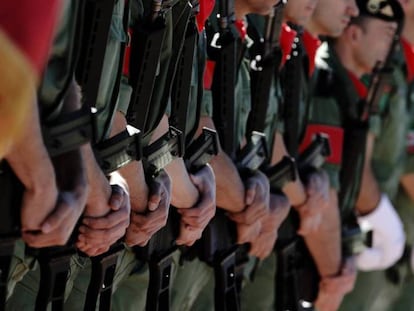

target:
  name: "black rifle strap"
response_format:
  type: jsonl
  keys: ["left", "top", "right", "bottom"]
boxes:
{"left": 247, "top": 4, "right": 284, "bottom": 136}
{"left": 282, "top": 26, "right": 304, "bottom": 158}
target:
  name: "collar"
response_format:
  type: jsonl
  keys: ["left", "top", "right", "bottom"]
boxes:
{"left": 401, "top": 37, "right": 414, "bottom": 83}
{"left": 302, "top": 30, "right": 321, "bottom": 77}
{"left": 280, "top": 23, "right": 297, "bottom": 67}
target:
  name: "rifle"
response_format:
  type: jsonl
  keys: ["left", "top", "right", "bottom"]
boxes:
{"left": 131, "top": 1, "right": 219, "bottom": 309}
{"left": 338, "top": 4, "right": 404, "bottom": 256}
{"left": 196, "top": 0, "right": 244, "bottom": 308}
{"left": 281, "top": 25, "right": 304, "bottom": 158}
{"left": 126, "top": 0, "right": 169, "bottom": 133}
{"left": 264, "top": 156, "right": 297, "bottom": 194}
{"left": 134, "top": 128, "right": 218, "bottom": 311}
{"left": 38, "top": 1, "right": 140, "bottom": 310}
{"left": 275, "top": 134, "right": 332, "bottom": 311}
{"left": 297, "top": 133, "right": 330, "bottom": 178}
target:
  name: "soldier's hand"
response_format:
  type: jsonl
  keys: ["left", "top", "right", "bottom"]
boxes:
{"left": 124, "top": 169, "right": 171, "bottom": 247}
{"left": 76, "top": 183, "right": 130, "bottom": 256}
{"left": 236, "top": 220, "right": 262, "bottom": 244}
{"left": 228, "top": 170, "right": 270, "bottom": 226}
{"left": 296, "top": 170, "right": 330, "bottom": 235}
{"left": 22, "top": 189, "right": 86, "bottom": 248}
{"left": 249, "top": 193, "right": 290, "bottom": 259}
{"left": 176, "top": 164, "right": 216, "bottom": 246}
{"left": 20, "top": 169, "right": 59, "bottom": 233}
{"left": 314, "top": 257, "right": 357, "bottom": 311}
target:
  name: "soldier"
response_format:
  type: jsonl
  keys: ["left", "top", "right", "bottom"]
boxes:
{"left": 6, "top": 1, "right": 135, "bottom": 309}
{"left": 339, "top": 0, "right": 414, "bottom": 309}
{"left": 305, "top": 0, "right": 405, "bottom": 310}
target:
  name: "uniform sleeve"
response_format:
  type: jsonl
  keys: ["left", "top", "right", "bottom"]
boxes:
{"left": 303, "top": 95, "right": 343, "bottom": 190}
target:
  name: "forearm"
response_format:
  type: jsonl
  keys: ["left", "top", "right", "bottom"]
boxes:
{"left": 81, "top": 143, "right": 111, "bottom": 216}
{"left": 271, "top": 132, "right": 307, "bottom": 206}
{"left": 111, "top": 111, "right": 148, "bottom": 213}
{"left": 210, "top": 150, "right": 245, "bottom": 212}
{"left": 166, "top": 158, "right": 199, "bottom": 208}
{"left": 6, "top": 95, "right": 56, "bottom": 191}
{"left": 150, "top": 114, "right": 198, "bottom": 208}
{"left": 355, "top": 133, "right": 381, "bottom": 215}
{"left": 53, "top": 79, "right": 87, "bottom": 194}
{"left": 197, "top": 116, "right": 244, "bottom": 212}
{"left": 304, "top": 188, "right": 342, "bottom": 277}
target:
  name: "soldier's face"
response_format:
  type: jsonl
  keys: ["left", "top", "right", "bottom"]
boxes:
{"left": 354, "top": 19, "right": 397, "bottom": 72}
{"left": 285, "top": 0, "right": 319, "bottom": 25}
{"left": 309, "top": 0, "right": 359, "bottom": 36}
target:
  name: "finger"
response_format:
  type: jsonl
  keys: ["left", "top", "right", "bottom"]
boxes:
{"left": 23, "top": 231, "right": 67, "bottom": 248}
{"left": 82, "top": 208, "right": 129, "bottom": 230}
{"left": 228, "top": 206, "right": 266, "bottom": 225}
{"left": 40, "top": 200, "right": 74, "bottom": 234}
{"left": 176, "top": 227, "right": 202, "bottom": 246}
{"left": 125, "top": 231, "right": 150, "bottom": 247}
{"left": 148, "top": 179, "right": 163, "bottom": 211}
{"left": 129, "top": 211, "right": 168, "bottom": 232}
{"left": 189, "top": 170, "right": 204, "bottom": 189}
{"left": 237, "top": 223, "right": 260, "bottom": 244}
{"left": 177, "top": 210, "right": 215, "bottom": 229}
{"left": 109, "top": 185, "right": 127, "bottom": 211}
{"left": 78, "top": 220, "right": 128, "bottom": 243}
{"left": 127, "top": 220, "right": 165, "bottom": 236}
{"left": 244, "top": 182, "right": 257, "bottom": 206}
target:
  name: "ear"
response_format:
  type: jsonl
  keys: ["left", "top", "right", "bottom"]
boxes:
{"left": 346, "top": 24, "right": 363, "bottom": 47}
